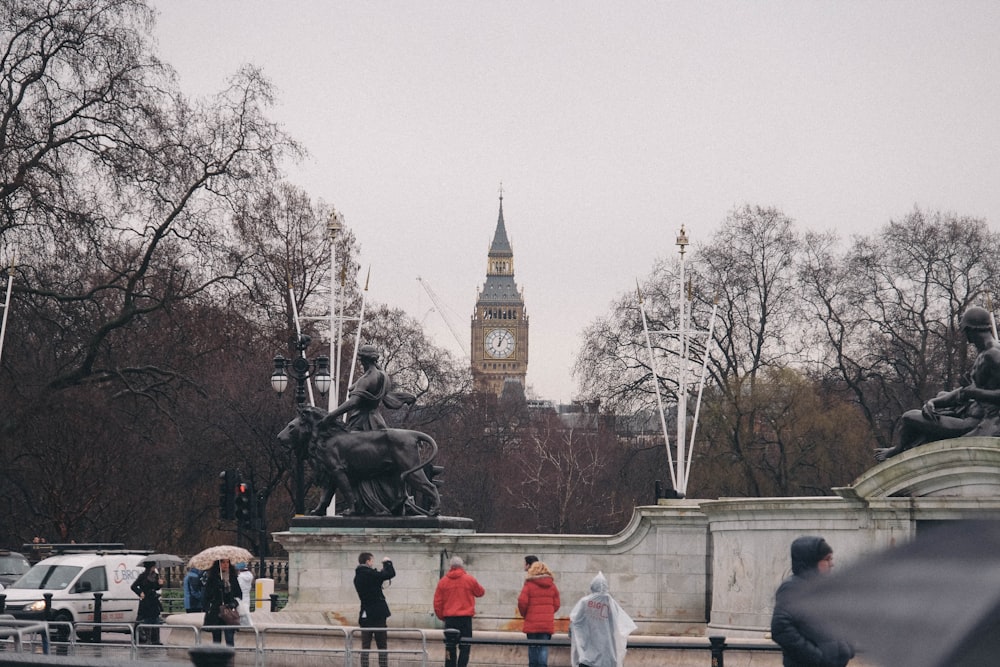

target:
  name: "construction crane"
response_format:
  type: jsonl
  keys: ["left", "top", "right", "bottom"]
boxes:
{"left": 417, "top": 276, "right": 469, "bottom": 358}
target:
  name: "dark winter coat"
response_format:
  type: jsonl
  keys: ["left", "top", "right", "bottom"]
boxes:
{"left": 130, "top": 568, "right": 162, "bottom": 622}
{"left": 770, "top": 537, "right": 853, "bottom": 667}
{"left": 354, "top": 560, "right": 395, "bottom": 623}
{"left": 202, "top": 565, "right": 242, "bottom": 627}
{"left": 517, "top": 574, "right": 560, "bottom": 634}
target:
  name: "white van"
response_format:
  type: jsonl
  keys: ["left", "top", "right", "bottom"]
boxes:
{"left": 1, "top": 551, "right": 148, "bottom": 634}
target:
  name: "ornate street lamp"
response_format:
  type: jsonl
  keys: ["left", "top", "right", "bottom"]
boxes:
{"left": 270, "top": 333, "right": 331, "bottom": 514}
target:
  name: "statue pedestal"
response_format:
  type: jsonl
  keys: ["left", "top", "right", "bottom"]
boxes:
{"left": 288, "top": 515, "right": 475, "bottom": 531}
{"left": 274, "top": 516, "right": 478, "bottom": 628}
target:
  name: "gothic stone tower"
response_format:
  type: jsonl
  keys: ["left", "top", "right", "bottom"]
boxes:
{"left": 471, "top": 193, "right": 528, "bottom": 395}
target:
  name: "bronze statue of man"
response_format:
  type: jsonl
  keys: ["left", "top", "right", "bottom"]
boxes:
{"left": 876, "top": 306, "right": 1000, "bottom": 461}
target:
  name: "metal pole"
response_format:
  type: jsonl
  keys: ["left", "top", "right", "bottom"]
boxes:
{"left": 346, "top": 267, "right": 370, "bottom": 394}
{"left": 709, "top": 635, "right": 726, "bottom": 667}
{"left": 328, "top": 217, "right": 340, "bottom": 409}
{"left": 685, "top": 302, "right": 718, "bottom": 486}
{"left": 293, "top": 353, "right": 307, "bottom": 516}
{"left": 637, "top": 281, "right": 678, "bottom": 491}
{"left": 677, "top": 250, "right": 687, "bottom": 494}
{"left": 0, "top": 266, "right": 13, "bottom": 365}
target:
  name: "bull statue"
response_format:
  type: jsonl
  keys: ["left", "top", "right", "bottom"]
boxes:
{"left": 277, "top": 405, "right": 442, "bottom": 517}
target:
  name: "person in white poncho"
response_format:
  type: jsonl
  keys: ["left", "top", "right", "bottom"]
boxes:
{"left": 569, "top": 572, "right": 637, "bottom": 667}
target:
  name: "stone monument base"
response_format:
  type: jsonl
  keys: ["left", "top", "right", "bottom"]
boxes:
{"left": 288, "top": 514, "right": 475, "bottom": 531}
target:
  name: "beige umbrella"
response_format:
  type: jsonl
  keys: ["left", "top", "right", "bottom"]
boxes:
{"left": 187, "top": 545, "right": 253, "bottom": 570}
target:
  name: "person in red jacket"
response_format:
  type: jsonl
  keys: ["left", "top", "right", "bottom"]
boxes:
{"left": 518, "top": 561, "right": 561, "bottom": 667}
{"left": 434, "top": 556, "right": 486, "bottom": 667}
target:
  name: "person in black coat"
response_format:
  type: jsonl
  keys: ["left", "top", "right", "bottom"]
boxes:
{"left": 354, "top": 552, "right": 395, "bottom": 667}
{"left": 203, "top": 559, "right": 242, "bottom": 647}
{"left": 771, "top": 536, "right": 854, "bottom": 667}
{"left": 131, "top": 561, "right": 164, "bottom": 644}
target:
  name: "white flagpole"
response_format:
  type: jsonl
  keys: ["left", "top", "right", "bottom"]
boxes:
{"left": 347, "top": 267, "right": 370, "bottom": 393}
{"left": 335, "top": 263, "right": 346, "bottom": 408}
{"left": 638, "top": 281, "right": 678, "bottom": 491}
{"left": 676, "top": 250, "right": 688, "bottom": 493}
{"left": 334, "top": 240, "right": 340, "bottom": 411}
{"left": 685, "top": 301, "right": 717, "bottom": 486}
{"left": 327, "top": 212, "right": 344, "bottom": 409}
{"left": 0, "top": 258, "right": 14, "bottom": 366}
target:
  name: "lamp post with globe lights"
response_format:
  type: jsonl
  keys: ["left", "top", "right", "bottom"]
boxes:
{"left": 270, "top": 333, "right": 331, "bottom": 514}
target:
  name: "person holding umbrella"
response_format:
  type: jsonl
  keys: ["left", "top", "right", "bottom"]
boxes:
{"left": 770, "top": 536, "right": 853, "bottom": 667}
{"left": 203, "top": 558, "right": 242, "bottom": 646}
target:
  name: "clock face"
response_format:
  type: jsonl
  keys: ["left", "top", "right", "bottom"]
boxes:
{"left": 485, "top": 328, "right": 515, "bottom": 359}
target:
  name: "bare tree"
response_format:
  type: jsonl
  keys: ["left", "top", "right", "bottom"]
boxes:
{"left": 0, "top": 0, "right": 300, "bottom": 548}
{"left": 800, "top": 208, "right": 1000, "bottom": 449}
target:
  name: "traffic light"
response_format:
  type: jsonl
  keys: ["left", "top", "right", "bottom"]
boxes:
{"left": 235, "top": 481, "right": 254, "bottom": 530}
{"left": 219, "top": 469, "right": 237, "bottom": 520}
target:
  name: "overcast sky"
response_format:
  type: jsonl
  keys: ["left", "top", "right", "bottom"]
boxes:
{"left": 151, "top": 1, "right": 1000, "bottom": 403}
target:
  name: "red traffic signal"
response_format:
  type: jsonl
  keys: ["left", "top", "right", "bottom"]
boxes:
{"left": 235, "top": 481, "right": 254, "bottom": 528}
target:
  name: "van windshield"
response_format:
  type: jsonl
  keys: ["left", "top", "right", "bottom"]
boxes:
{"left": 8, "top": 564, "right": 82, "bottom": 590}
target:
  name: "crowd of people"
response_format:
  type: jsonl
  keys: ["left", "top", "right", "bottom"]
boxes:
{"left": 343, "top": 551, "right": 635, "bottom": 667}
{"left": 167, "top": 537, "right": 850, "bottom": 667}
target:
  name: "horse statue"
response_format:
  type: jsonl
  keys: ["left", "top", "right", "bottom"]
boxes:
{"left": 277, "top": 405, "right": 442, "bottom": 516}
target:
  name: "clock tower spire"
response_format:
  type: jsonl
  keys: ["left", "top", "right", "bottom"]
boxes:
{"left": 471, "top": 190, "right": 528, "bottom": 395}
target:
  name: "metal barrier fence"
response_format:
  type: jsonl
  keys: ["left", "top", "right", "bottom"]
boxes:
{"left": 0, "top": 619, "right": 435, "bottom": 667}
{"left": 441, "top": 628, "right": 785, "bottom": 667}
{"left": 1, "top": 618, "right": 785, "bottom": 667}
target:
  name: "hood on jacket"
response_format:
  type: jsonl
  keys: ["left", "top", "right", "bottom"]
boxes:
{"left": 526, "top": 561, "right": 554, "bottom": 579}
{"left": 446, "top": 567, "right": 467, "bottom": 579}
{"left": 790, "top": 536, "right": 832, "bottom": 576}
{"left": 589, "top": 571, "right": 610, "bottom": 595}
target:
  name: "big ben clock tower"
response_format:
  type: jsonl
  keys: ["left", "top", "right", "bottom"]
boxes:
{"left": 471, "top": 191, "right": 528, "bottom": 395}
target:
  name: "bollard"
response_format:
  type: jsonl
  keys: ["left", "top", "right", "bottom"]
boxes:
{"left": 709, "top": 635, "right": 726, "bottom": 667}
{"left": 92, "top": 592, "right": 103, "bottom": 643}
{"left": 270, "top": 593, "right": 279, "bottom": 612}
{"left": 189, "top": 645, "right": 235, "bottom": 667}
{"left": 0, "top": 593, "right": 5, "bottom": 614}
{"left": 43, "top": 592, "right": 53, "bottom": 620}
{"left": 443, "top": 628, "right": 460, "bottom": 667}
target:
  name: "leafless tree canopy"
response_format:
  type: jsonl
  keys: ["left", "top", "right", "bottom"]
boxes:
{"left": 4, "top": 2, "right": 1000, "bottom": 549}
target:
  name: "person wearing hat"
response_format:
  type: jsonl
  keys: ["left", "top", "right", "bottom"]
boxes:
{"left": 322, "top": 344, "right": 414, "bottom": 431}
{"left": 771, "top": 536, "right": 853, "bottom": 667}
{"left": 876, "top": 305, "right": 1000, "bottom": 461}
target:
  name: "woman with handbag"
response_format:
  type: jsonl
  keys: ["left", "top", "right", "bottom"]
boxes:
{"left": 203, "top": 558, "right": 242, "bottom": 646}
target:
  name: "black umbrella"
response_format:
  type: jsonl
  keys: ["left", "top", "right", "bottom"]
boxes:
{"left": 141, "top": 553, "right": 185, "bottom": 568}
{"left": 786, "top": 520, "right": 1000, "bottom": 667}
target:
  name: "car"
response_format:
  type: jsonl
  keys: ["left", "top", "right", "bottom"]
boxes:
{"left": 0, "top": 550, "right": 30, "bottom": 587}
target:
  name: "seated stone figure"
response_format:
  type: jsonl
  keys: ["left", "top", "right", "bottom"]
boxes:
{"left": 876, "top": 306, "right": 1000, "bottom": 461}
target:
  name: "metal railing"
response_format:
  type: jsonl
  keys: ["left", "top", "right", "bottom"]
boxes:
{"left": 441, "top": 628, "right": 784, "bottom": 667}
{"left": 1, "top": 616, "right": 785, "bottom": 667}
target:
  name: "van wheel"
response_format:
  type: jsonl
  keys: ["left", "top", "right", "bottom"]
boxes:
{"left": 51, "top": 611, "right": 73, "bottom": 642}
